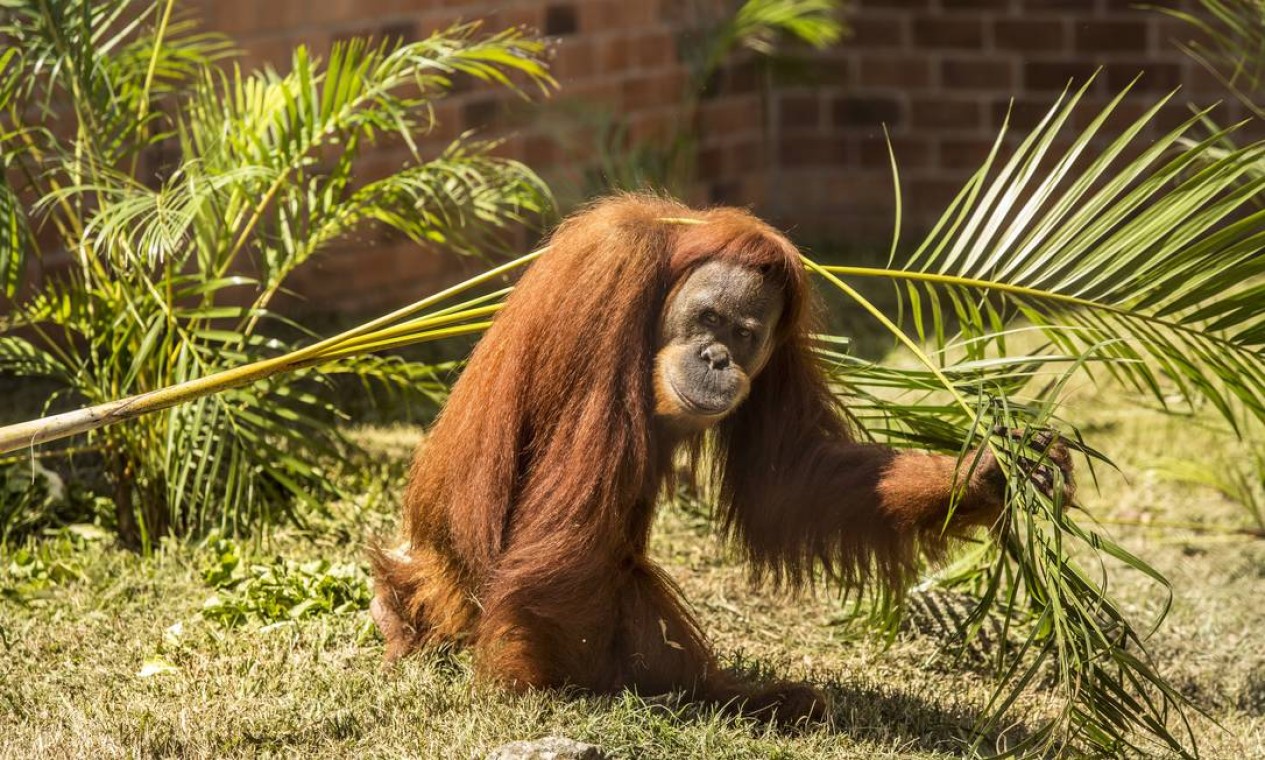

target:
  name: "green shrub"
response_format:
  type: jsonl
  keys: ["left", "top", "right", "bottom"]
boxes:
{"left": 0, "top": 0, "right": 554, "bottom": 546}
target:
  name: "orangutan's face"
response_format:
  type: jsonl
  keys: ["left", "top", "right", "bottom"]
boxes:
{"left": 654, "top": 260, "right": 784, "bottom": 431}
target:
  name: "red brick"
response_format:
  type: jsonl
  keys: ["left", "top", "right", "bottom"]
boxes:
{"left": 552, "top": 39, "right": 596, "bottom": 80}
{"left": 253, "top": 0, "right": 307, "bottom": 32}
{"left": 1026, "top": 0, "right": 1099, "bottom": 9}
{"left": 625, "top": 1, "right": 661, "bottom": 25}
{"left": 1073, "top": 20, "right": 1148, "bottom": 52}
{"left": 778, "top": 136, "right": 846, "bottom": 167}
{"left": 993, "top": 19, "right": 1067, "bottom": 52}
{"left": 544, "top": 4, "right": 580, "bottom": 36}
{"left": 621, "top": 71, "right": 684, "bottom": 110}
{"left": 598, "top": 37, "right": 631, "bottom": 73}
{"left": 239, "top": 37, "right": 297, "bottom": 76}
{"left": 938, "top": 137, "right": 998, "bottom": 169}
{"left": 523, "top": 134, "right": 557, "bottom": 166}
{"left": 309, "top": 0, "right": 359, "bottom": 25}
{"left": 864, "top": 0, "right": 932, "bottom": 8}
{"left": 779, "top": 94, "right": 822, "bottom": 129}
{"left": 499, "top": 8, "right": 544, "bottom": 30}
{"left": 704, "top": 180, "right": 735, "bottom": 204}
{"left": 942, "top": 0, "right": 1018, "bottom": 8}
{"left": 1104, "top": 61, "right": 1182, "bottom": 92}
{"left": 1023, "top": 60, "right": 1101, "bottom": 91}
{"left": 461, "top": 98, "right": 502, "bottom": 130}
{"left": 418, "top": 13, "right": 464, "bottom": 37}
{"left": 860, "top": 55, "right": 933, "bottom": 88}
{"left": 726, "top": 143, "right": 762, "bottom": 174}
{"left": 832, "top": 95, "right": 904, "bottom": 129}
{"left": 912, "top": 18, "right": 984, "bottom": 49}
{"left": 855, "top": 136, "right": 931, "bottom": 169}
{"left": 941, "top": 59, "right": 1015, "bottom": 90}
{"left": 578, "top": 1, "right": 623, "bottom": 32}
{"left": 700, "top": 97, "right": 763, "bottom": 134}
{"left": 909, "top": 177, "right": 968, "bottom": 216}
{"left": 1181, "top": 63, "right": 1228, "bottom": 96}
{"left": 911, "top": 97, "right": 982, "bottom": 130}
{"left": 848, "top": 15, "right": 905, "bottom": 47}
{"left": 210, "top": 0, "right": 260, "bottom": 35}
{"left": 1067, "top": 97, "right": 1150, "bottom": 131}
{"left": 630, "top": 31, "right": 675, "bottom": 71}
{"left": 698, "top": 146, "right": 726, "bottom": 178}
{"left": 565, "top": 81, "right": 619, "bottom": 105}
{"left": 625, "top": 111, "right": 661, "bottom": 144}
{"left": 379, "top": 20, "right": 418, "bottom": 44}
{"left": 990, "top": 96, "right": 1059, "bottom": 131}
{"left": 815, "top": 52, "right": 853, "bottom": 87}
{"left": 718, "top": 59, "right": 762, "bottom": 95}
{"left": 180, "top": 0, "right": 1246, "bottom": 312}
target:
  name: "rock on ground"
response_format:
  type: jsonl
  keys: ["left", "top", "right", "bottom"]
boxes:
{"left": 485, "top": 736, "right": 609, "bottom": 760}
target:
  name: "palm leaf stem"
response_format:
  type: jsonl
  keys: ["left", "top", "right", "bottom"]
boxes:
{"left": 0, "top": 248, "right": 544, "bottom": 453}
{"left": 820, "top": 264, "right": 1256, "bottom": 362}
{"left": 805, "top": 259, "right": 979, "bottom": 419}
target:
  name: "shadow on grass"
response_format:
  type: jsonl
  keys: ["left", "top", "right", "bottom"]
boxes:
{"left": 657, "top": 655, "right": 1033, "bottom": 756}
{"left": 818, "top": 677, "right": 1025, "bottom": 757}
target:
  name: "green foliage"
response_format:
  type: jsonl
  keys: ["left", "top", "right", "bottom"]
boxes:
{"left": 1154, "top": 0, "right": 1265, "bottom": 118}
{"left": 1146, "top": 0, "right": 1265, "bottom": 535}
{"left": 1153, "top": 450, "right": 1265, "bottom": 533}
{"left": 682, "top": 0, "right": 846, "bottom": 92}
{"left": 0, "top": 523, "right": 110, "bottom": 604}
{"left": 198, "top": 537, "right": 371, "bottom": 627}
{"left": 801, "top": 73, "right": 1265, "bottom": 756}
{"left": 0, "top": 0, "right": 554, "bottom": 545}
{"left": 0, "top": 460, "right": 113, "bottom": 543}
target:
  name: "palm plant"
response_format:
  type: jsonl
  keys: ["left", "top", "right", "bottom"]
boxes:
{"left": 1156, "top": 0, "right": 1264, "bottom": 120}
{"left": 0, "top": 0, "right": 553, "bottom": 547}
{"left": 808, "top": 77, "right": 1265, "bottom": 756}
{"left": 1138, "top": 0, "right": 1265, "bottom": 523}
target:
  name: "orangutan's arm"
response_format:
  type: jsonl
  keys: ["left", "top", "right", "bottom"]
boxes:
{"left": 719, "top": 433, "right": 1071, "bottom": 590}
{"left": 832, "top": 443, "right": 1006, "bottom": 533}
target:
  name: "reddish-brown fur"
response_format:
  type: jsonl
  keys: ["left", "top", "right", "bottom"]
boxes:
{"left": 371, "top": 194, "right": 1004, "bottom": 720}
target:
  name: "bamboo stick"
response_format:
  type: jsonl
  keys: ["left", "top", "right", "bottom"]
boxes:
{"left": 0, "top": 248, "right": 545, "bottom": 455}
{"left": 0, "top": 321, "right": 494, "bottom": 454}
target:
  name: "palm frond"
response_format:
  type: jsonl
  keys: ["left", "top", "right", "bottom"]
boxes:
{"left": 799, "top": 77, "right": 1265, "bottom": 756}
{"left": 828, "top": 77, "right": 1265, "bottom": 433}
{"left": 1150, "top": 0, "right": 1265, "bottom": 117}
{"left": 0, "top": 48, "right": 30, "bottom": 297}
{"left": 691, "top": 0, "right": 846, "bottom": 87}
{"left": 353, "top": 139, "right": 551, "bottom": 255}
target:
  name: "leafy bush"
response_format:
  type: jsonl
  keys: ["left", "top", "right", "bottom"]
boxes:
{"left": 0, "top": 523, "right": 110, "bottom": 603}
{"left": 198, "top": 537, "right": 371, "bottom": 627}
{"left": 0, "top": 0, "right": 554, "bottom": 546}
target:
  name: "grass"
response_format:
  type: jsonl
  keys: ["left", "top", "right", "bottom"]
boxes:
{"left": 3, "top": 388, "right": 1265, "bottom": 759}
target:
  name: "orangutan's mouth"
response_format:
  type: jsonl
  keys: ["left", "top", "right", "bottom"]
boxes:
{"left": 666, "top": 371, "right": 732, "bottom": 416}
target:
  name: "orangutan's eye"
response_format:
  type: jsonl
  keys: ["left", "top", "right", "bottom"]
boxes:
{"left": 735, "top": 326, "right": 753, "bottom": 340}
{"left": 700, "top": 310, "right": 720, "bottom": 326}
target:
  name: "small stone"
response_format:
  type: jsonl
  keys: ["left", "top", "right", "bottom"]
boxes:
{"left": 485, "top": 736, "right": 609, "bottom": 760}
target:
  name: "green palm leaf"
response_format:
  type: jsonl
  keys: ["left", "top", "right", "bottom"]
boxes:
{"left": 799, "top": 76, "right": 1265, "bottom": 756}
{"left": 827, "top": 78, "right": 1265, "bottom": 435}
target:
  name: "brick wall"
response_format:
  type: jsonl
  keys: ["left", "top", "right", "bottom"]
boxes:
{"left": 772, "top": 0, "right": 1240, "bottom": 240}
{"left": 182, "top": 0, "right": 1237, "bottom": 313}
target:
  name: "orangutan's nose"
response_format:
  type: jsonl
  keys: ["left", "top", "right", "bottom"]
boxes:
{"left": 701, "top": 344, "right": 730, "bottom": 370}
